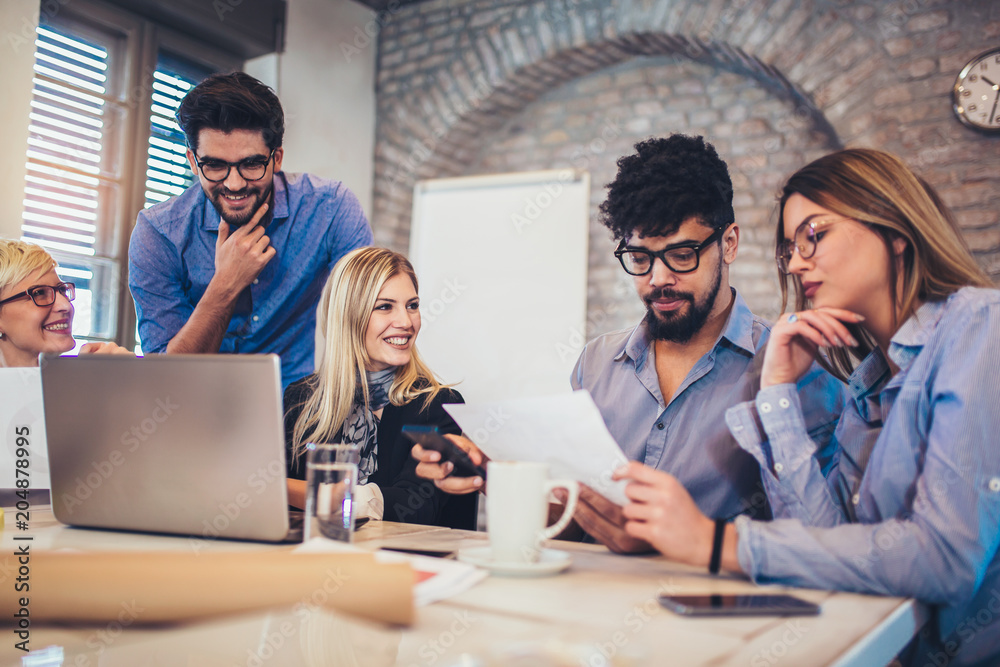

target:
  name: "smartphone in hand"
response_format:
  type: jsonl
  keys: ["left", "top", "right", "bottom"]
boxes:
{"left": 402, "top": 425, "right": 487, "bottom": 479}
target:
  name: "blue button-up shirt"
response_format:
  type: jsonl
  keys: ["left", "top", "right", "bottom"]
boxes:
{"left": 727, "top": 287, "right": 1000, "bottom": 666}
{"left": 128, "top": 172, "right": 372, "bottom": 388}
{"left": 572, "top": 289, "right": 845, "bottom": 520}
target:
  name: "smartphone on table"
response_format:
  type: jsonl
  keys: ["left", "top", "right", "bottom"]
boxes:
{"left": 658, "top": 594, "right": 820, "bottom": 617}
{"left": 401, "top": 425, "right": 487, "bottom": 479}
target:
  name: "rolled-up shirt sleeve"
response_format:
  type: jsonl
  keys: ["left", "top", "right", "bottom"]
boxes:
{"left": 128, "top": 210, "right": 191, "bottom": 353}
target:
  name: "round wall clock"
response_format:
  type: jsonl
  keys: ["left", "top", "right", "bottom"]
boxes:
{"left": 953, "top": 47, "right": 1000, "bottom": 133}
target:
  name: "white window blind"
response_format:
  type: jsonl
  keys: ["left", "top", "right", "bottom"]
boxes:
{"left": 22, "top": 24, "right": 122, "bottom": 342}
{"left": 144, "top": 66, "right": 198, "bottom": 209}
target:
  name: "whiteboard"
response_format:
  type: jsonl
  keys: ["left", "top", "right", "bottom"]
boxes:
{"left": 409, "top": 169, "right": 589, "bottom": 404}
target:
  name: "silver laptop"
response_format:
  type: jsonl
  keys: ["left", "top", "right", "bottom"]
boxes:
{"left": 41, "top": 353, "right": 299, "bottom": 542}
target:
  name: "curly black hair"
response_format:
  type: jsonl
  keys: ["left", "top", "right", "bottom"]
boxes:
{"left": 176, "top": 71, "right": 284, "bottom": 153}
{"left": 599, "top": 135, "right": 734, "bottom": 241}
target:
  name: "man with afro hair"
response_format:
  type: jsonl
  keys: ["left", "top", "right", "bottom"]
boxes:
{"left": 565, "top": 134, "right": 845, "bottom": 552}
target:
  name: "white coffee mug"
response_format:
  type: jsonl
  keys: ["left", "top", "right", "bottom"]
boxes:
{"left": 486, "top": 461, "right": 580, "bottom": 564}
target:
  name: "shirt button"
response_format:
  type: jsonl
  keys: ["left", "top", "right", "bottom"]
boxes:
{"left": 774, "top": 463, "right": 784, "bottom": 474}
{"left": 989, "top": 477, "right": 1000, "bottom": 493}
{"left": 852, "top": 493, "right": 861, "bottom": 505}
{"left": 656, "top": 423, "right": 664, "bottom": 430}
{"left": 252, "top": 315, "right": 259, "bottom": 322}
{"left": 778, "top": 398, "right": 790, "bottom": 409}
{"left": 253, "top": 279, "right": 259, "bottom": 285}
{"left": 760, "top": 402, "right": 772, "bottom": 413}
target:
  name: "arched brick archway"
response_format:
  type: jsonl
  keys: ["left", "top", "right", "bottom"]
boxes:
{"left": 371, "top": 0, "right": 899, "bottom": 249}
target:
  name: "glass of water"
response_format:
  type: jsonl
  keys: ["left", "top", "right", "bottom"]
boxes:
{"left": 304, "top": 443, "right": 360, "bottom": 543}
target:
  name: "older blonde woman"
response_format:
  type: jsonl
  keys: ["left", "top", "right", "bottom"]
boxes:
{"left": 283, "top": 247, "right": 476, "bottom": 529}
{"left": 0, "top": 239, "right": 128, "bottom": 366}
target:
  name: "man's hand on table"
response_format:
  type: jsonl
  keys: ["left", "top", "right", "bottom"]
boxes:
{"left": 411, "top": 434, "right": 487, "bottom": 494}
{"left": 560, "top": 483, "right": 656, "bottom": 554}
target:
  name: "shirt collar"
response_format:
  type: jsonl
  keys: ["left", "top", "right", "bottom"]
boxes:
{"left": 846, "top": 347, "right": 891, "bottom": 401}
{"left": 199, "top": 171, "right": 290, "bottom": 232}
{"left": 719, "top": 288, "right": 756, "bottom": 357}
{"left": 887, "top": 299, "right": 946, "bottom": 372}
{"left": 619, "top": 319, "right": 652, "bottom": 363}
{"left": 843, "top": 298, "right": 946, "bottom": 401}
{"left": 615, "top": 287, "right": 755, "bottom": 362}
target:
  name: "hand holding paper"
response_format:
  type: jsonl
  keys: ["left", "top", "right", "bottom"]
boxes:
{"left": 443, "top": 390, "right": 630, "bottom": 505}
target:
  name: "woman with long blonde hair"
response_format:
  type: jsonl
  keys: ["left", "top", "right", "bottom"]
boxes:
{"left": 283, "top": 247, "right": 475, "bottom": 529}
{"left": 568, "top": 149, "right": 999, "bottom": 666}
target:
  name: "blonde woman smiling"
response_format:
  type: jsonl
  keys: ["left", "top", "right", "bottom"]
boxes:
{"left": 0, "top": 239, "right": 128, "bottom": 366}
{"left": 283, "top": 247, "right": 475, "bottom": 529}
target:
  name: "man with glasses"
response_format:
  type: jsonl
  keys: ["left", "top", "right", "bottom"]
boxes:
{"left": 414, "top": 135, "right": 843, "bottom": 552}
{"left": 128, "top": 72, "right": 372, "bottom": 387}
{"left": 564, "top": 134, "right": 845, "bottom": 551}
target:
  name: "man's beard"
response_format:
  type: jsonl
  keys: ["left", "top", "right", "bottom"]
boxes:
{"left": 209, "top": 184, "right": 270, "bottom": 227}
{"left": 643, "top": 264, "right": 722, "bottom": 343}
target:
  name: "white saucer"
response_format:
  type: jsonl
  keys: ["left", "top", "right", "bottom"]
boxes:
{"left": 457, "top": 546, "right": 572, "bottom": 577}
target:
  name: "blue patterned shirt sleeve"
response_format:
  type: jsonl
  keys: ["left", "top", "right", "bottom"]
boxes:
{"left": 129, "top": 213, "right": 190, "bottom": 354}
{"left": 727, "top": 384, "right": 850, "bottom": 526}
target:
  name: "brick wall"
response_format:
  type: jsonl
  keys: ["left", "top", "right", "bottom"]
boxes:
{"left": 370, "top": 0, "right": 1000, "bottom": 335}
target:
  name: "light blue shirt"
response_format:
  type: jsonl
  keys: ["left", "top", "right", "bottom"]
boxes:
{"left": 128, "top": 172, "right": 372, "bottom": 388}
{"left": 726, "top": 287, "right": 1000, "bottom": 666}
{"left": 572, "top": 289, "right": 845, "bottom": 520}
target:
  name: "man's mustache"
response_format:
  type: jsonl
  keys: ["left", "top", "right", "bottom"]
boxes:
{"left": 644, "top": 288, "right": 694, "bottom": 304}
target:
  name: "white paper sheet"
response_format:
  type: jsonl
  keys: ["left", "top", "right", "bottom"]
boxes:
{"left": 444, "top": 390, "right": 630, "bottom": 505}
{"left": 0, "top": 367, "right": 50, "bottom": 489}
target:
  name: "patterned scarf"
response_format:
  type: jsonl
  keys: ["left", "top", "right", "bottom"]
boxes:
{"left": 341, "top": 368, "right": 396, "bottom": 484}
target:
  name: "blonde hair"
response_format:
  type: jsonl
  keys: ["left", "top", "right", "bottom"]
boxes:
{"left": 0, "top": 239, "right": 57, "bottom": 298}
{"left": 291, "top": 247, "right": 447, "bottom": 463}
{"left": 776, "top": 148, "right": 993, "bottom": 381}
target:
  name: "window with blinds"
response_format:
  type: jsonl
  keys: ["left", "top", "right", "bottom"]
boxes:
{"left": 23, "top": 23, "right": 122, "bottom": 343}
{"left": 145, "top": 58, "right": 207, "bottom": 209}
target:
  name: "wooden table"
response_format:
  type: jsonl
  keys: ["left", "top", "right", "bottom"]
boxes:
{"left": 0, "top": 507, "right": 928, "bottom": 666}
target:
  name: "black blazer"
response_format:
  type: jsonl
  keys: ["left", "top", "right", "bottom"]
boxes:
{"left": 283, "top": 377, "right": 477, "bottom": 530}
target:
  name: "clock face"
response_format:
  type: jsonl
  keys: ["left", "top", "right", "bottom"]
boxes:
{"left": 953, "top": 48, "right": 1000, "bottom": 132}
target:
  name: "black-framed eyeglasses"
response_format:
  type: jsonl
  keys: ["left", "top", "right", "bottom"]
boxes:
{"left": 0, "top": 282, "right": 75, "bottom": 308}
{"left": 194, "top": 149, "right": 275, "bottom": 183}
{"left": 775, "top": 218, "right": 848, "bottom": 274}
{"left": 614, "top": 227, "right": 725, "bottom": 276}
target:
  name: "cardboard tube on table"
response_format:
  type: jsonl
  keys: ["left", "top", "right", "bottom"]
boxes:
{"left": 0, "top": 551, "right": 414, "bottom": 626}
